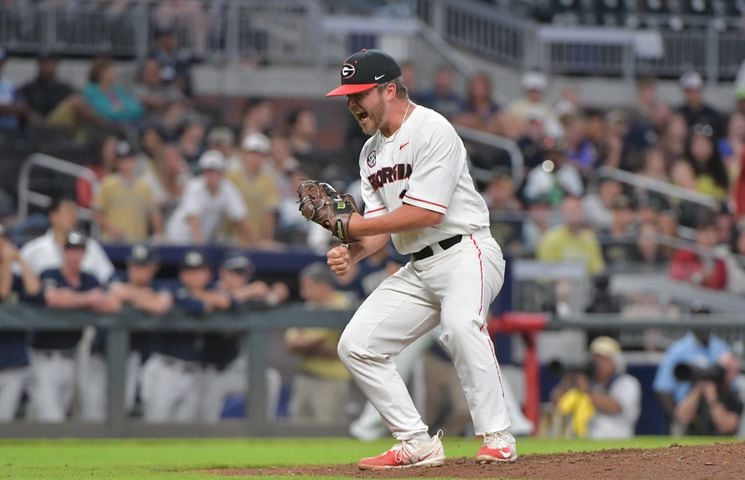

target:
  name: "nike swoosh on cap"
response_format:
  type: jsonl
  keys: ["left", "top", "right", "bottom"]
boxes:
{"left": 374, "top": 74, "right": 385, "bottom": 80}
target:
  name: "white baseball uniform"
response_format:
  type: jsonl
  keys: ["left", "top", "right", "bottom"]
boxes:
{"left": 337, "top": 105, "right": 511, "bottom": 441}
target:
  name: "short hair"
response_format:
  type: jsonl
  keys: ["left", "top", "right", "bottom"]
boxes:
{"left": 46, "top": 196, "right": 76, "bottom": 216}
{"left": 299, "top": 262, "right": 336, "bottom": 287}
{"left": 377, "top": 76, "right": 408, "bottom": 99}
{"left": 88, "top": 57, "right": 113, "bottom": 84}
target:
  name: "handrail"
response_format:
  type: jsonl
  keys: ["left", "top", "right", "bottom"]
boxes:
{"left": 592, "top": 166, "right": 719, "bottom": 209}
{"left": 17, "top": 153, "right": 100, "bottom": 228}
{"left": 454, "top": 125, "right": 525, "bottom": 184}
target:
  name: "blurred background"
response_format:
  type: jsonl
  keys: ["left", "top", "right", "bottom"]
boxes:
{"left": 1, "top": 0, "right": 745, "bottom": 441}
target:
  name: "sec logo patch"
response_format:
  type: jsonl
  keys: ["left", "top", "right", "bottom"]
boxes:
{"left": 367, "top": 151, "right": 376, "bottom": 168}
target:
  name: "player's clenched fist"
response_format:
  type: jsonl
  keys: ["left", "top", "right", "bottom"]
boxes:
{"left": 326, "top": 245, "right": 351, "bottom": 276}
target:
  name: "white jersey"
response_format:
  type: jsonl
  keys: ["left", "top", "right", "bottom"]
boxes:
{"left": 165, "top": 177, "right": 247, "bottom": 244}
{"left": 20, "top": 230, "right": 114, "bottom": 284}
{"left": 359, "top": 105, "right": 489, "bottom": 254}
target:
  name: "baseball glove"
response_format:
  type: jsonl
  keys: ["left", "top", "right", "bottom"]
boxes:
{"left": 297, "top": 180, "right": 359, "bottom": 243}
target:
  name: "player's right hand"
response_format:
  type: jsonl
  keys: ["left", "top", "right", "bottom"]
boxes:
{"left": 327, "top": 245, "right": 351, "bottom": 276}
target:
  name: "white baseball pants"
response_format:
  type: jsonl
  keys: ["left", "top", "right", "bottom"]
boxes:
{"left": 77, "top": 352, "right": 141, "bottom": 421}
{"left": 140, "top": 353, "right": 200, "bottom": 423}
{"left": 29, "top": 350, "right": 76, "bottom": 422}
{"left": 0, "top": 367, "right": 29, "bottom": 421}
{"left": 338, "top": 230, "right": 511, "bottom": 440}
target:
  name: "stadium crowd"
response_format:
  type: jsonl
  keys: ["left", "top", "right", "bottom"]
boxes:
{"left": 1, "top": 24, "right": 745, "bottom": 436}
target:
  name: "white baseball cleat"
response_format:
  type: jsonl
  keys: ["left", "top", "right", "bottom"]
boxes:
{"left": 357, "top": 430, "right": 446, "bottom": 470}
{"left": 475, "top": 430, "right": 518, "bottom": 463}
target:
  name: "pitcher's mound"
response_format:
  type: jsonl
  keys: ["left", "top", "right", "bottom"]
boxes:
{"left": 207, "top": 441, "right": 745, "bottom": 479}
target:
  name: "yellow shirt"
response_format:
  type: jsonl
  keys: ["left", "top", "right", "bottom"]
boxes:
{"left": 226, "top": 166, "right": 280, "bottom": 239}
{"left": 94, "top": 173, "right": 155, "bottom": 241}
{"left": 284, "top": 292, "right": 352, "bottom": 381}
{"left": 537, "top": 225, "right": 606, "bottom": 275}
{"left": 695, "top": 175, "right": 728, "bottom": 201}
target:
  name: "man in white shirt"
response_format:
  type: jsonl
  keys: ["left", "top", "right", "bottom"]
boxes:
{"left": 325, "top": 49, "right": 515, "bottom": 469}
{"left": 165, "top": 150, "right": 253, "bottom": 244}
{"left": 20, "top": 197, "right": 114, "bottom": 284}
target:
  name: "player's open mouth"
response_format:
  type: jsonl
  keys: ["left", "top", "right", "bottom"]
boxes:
{"left": 355, "top": 111, "right": 369, "bottom": 121}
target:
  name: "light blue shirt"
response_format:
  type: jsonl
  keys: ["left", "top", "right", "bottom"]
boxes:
{"left": 0, "top": 76, "right": 19, "bottom": 130}
{"left": 652, "top": 332, "right": 730, "bottom": 402}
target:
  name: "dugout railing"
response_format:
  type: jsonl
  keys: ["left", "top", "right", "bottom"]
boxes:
{"left": 2, "top": 303, "right": 745, "bottom": 437}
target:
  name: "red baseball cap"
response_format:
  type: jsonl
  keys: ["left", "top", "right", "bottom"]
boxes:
{"left": 326, "top": 49, "right": 402, "bottom": 97}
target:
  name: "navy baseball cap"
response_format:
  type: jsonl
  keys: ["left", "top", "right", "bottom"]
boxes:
{"left": 326, "top": 49, "right": 402, "bottom": 97}
{"left": 128, "top": 244, "right": 159, "bottom": 265}
{"left": 64, "top": 231, "right": 87, "bottom": 249}
{"left": 221, "top": 252, "right": 254, "bottom": 273}
{"left": 181, "top": 250, "right": 207, "bottom": 269}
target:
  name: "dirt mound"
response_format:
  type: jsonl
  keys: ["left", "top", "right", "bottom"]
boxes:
{"left": 208, "top": 441, "right": 745, "bottom": 479}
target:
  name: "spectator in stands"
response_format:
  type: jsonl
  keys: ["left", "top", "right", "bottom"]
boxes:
{"left": 508, "top": 71, "right": 562, "bottom": 138}
{"left": 83, "top": 57, "right": 143, "bottom": 124}
{"left": 599, "top": 195, "right": 638, "bottom": 268}
{"left": 552, "top": 85, "right": 581, "bottom": 118}
{"left": 284, "top": 262, "right": 352, "bottom": 423}
{"left": 537, "top": 196, "right": 606, "bottom": 276}
{"left": 133, "top": 57, "right": 187, "bottom": 118}
{"left": 681, "top": 125, "right": 729, "bottom": 201}
{"left": 677, "top": 71, "right": 724, "bottom": 139}
{"left": 522, "top": 195, "right": 554, "bottom": 254}
{"left": 76, "top": 133, "right": 119, "bottom": 209}
{"left": 19, "top": 50, "right": 101, "bottom": 131}
{"left": 653, "top": 321, "right": 735, "bottom": 435}
{"left": 141, "top": 250, "right": 227, "bottom": 423}
{"left": 638, "top": 147, "right": 669, "bottom": 183}
{"left": 176, "top": 116, "right": 207, "bottom": 168}
{"left": 30, "top": 231, "right": 121, "bottom": 422}
{"left": 165, "top": 150, "right": 253, "bottom": 245}
{"left": 626, "top": 76, "right": 659, "bottom": 152}
{"left": 417, "top": 64, "right": 463, "bottom": 120}
{"left": 148, "top": 143, "right": 192, "bottom": 215}
{"left": 582, "top": 175, "right": 622, "bottom": 231}
{"left": 660, "top": 112, "right": 689, "bottom": 165}
{"left": 523, "top": 137, "right": 583, "bottom": 205}
{"left": 226, "top": 133, "right": 280, "bottom": 246}
{"left": 516, "top": 110, "right": 548, "bottom": 170}
{"left": 269, "top": 132, "right": 300, "bottom": 195}
{"left": 561, "top": 112, "right": 598, "bottom": 177}
{"left": 669, "top": 217, "right": 727, "bottom": 290}
{"left": 674, "top": 352, "right": 743, "bottom": 436}
{"left": 631, "top": 223, "right": 668, "bottom": 270}
{"left": 718, "top": 112, "right": 745, "bottom": 175}
{"left": 109, "top": 244, "right": 173, "bottom": 414}
{"left": 286, "top": 108, "right": 321, "bottom": 176}
{"left": 453, "top": 72, "right": 502, "bottom": 135}
{"left": 719, "top": 222, "right": 745, "bottom": 295}
{"left": 551, "top": 336, "right": 641, "bottom": 439}
{"left": 206, "top": 126, "right": 240, "bottom": 168}
{"left": 198, "top": 252, "right": 289, "bottom": 423}
{"left": 276, "top": 167, "right": 313, "bottom": 245}
{"left": 94, "top": 140, "right": 163, "bottom": 242}
{"left": 20, "top": 197, "right": 114, "bottom": 284}
{"left": 603, "top": 109, "right": 632, "bottom": 171}
{"left": 483, "top": 171, "right": 523, "bottom": 255}
{"left": 241, "top": 98, "right": 275, "bottom": 138}
{"left": 0, "top": 48, "right": 23, "bottom": 132}
{"left": 0, "top": 224, "right": 40, "bottom": 421}
{"left": 151, "top": 25, "right": 194, "bottom": 96}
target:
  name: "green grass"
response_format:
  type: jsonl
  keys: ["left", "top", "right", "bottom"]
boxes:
{"left": 0, "top": 436, "right": 734, "bottom": 480}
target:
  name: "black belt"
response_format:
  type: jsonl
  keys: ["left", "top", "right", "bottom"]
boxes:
{"left": 411, "top": 235, "right": 463, "bottom": 261}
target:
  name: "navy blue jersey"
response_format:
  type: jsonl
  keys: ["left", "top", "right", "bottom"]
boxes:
{"left": 31, "top": 268, "right": 100, "bottom": 351}
{"left": 0, "top": 276, "right": 33, "bottom": 369}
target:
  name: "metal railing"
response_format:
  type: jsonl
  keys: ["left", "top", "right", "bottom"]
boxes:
{"left": 17, "top": 153, "right": 100, "bottom": 230}
{"left": 455, "top": 125, "right": 525, "bottom": 185}
{"left": 0, "top": 0, "right": 324, "bottom": 64}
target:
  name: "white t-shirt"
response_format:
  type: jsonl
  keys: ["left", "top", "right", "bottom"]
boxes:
{"left": 359, "top": 105, "right": 490, "bottom": 254}
{"left": 20, "top": 230, "right": 115, "bottom": 284}
{"left": 165, "top": 177, "right": 247, "bottom": 244}
{"left": 588, "top": 373, "right": 642, "bottom": 439}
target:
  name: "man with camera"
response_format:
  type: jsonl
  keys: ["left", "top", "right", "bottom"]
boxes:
{"left": 653, "top": 327, "right": 735, "bottom": 435}
{"left": 550, "top": 336, "right": 641, "bottom": 438}
{"left": 668, "top": 352, "right": 742, "bottom": 436}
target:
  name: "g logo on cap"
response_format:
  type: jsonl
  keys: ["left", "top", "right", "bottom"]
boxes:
{"left": 341, "top": 63, "right": 355, "bottom": 79}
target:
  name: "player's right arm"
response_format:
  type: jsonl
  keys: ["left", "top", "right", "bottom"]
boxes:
{"left": 327, "top": 233, "right": 389, "bottom": 277}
